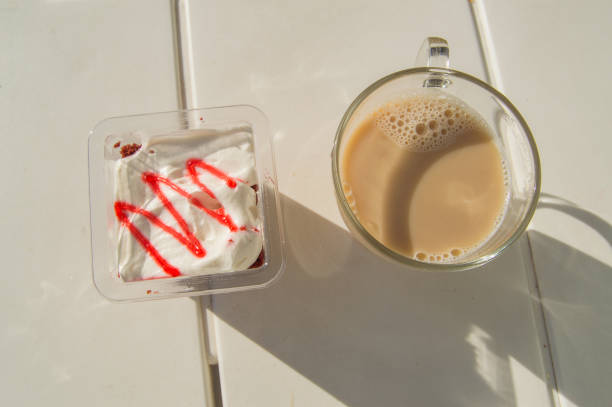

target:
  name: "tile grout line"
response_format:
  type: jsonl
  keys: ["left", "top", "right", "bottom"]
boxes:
{"left": 469, "top": 1, "right": 560, "bottom": 405}
{"left": 170, "top": 0, "right": 187, "bottom": 110}
{"left": 171, "top": 0, "right": 198, "bottom": 110}
{"left": 468, "top": 0, "right": 504, "bottom": 91}
{"left": 524, "top": 234, "right": 562, "bottom": 407}
{"left": 171, "top": 1, "right": 220, "bottom": 406}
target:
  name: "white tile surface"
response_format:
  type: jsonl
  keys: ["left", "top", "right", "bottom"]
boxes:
{"left": 187, "top": 1, "right": 555, "bottom": 405}
{"left": 484, "top": 1, "right": 612, "bottom": 406}
{"left": 1, "top": 1, "right": 206, "bottom": 406}
{"left": 5, "top": 0, "right": 608, "bottom": 404}
{"left": 187, "top": 0, "right": 488, "bottom": 219}
{"left": 211, "top": 219, "right": 553, "bottom": 407}
{"left": 482, "top": 0, "right": 612, "bottom": 263}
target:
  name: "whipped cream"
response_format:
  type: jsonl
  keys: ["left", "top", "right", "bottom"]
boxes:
{"left": 113, "top": 131, "right": 262, "bottom": 281}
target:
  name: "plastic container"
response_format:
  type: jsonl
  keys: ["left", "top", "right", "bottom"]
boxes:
{"left": 88, "top": 105, "right": 285, "bottom": 301}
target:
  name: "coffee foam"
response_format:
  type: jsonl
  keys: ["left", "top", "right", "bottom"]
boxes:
{"left": 412, "top": 187, "right": 511, "bottom": 265}
{"left": 414, "top": 248, "right": 466, "bottom": 264}
{"left": 374, "top": 92, "right": 485, "bottom": 152}
{"left": 343, "top": 91, "right": 508, "bottom": 265}
{"left": 374, "top": 92, "right": 507, "bottom": 263}
{"left": 342, "top": 181, "right": 357, "bottom": 213}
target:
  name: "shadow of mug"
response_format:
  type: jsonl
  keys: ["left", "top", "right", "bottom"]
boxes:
{"left": 526, "top": 192, "right": 612, "bottom": 407}
{"left": 210, "top": 194, "right": 557, "bottom": 407}
{"left": 537, "top": 192, "right": 612, "bottom": 246}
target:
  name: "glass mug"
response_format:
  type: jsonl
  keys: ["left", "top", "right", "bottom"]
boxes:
{"left": 332, "top": 37, "right": 540, "bottom": 271}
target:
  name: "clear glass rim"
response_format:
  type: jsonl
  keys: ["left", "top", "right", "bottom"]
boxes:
{"left": 332, "top": 67, "right": 541, "bottom": 272}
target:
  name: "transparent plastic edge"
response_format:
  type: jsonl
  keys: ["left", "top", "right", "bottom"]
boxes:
{"left": 88, "top": 105, "right": 286, "bottom": 301}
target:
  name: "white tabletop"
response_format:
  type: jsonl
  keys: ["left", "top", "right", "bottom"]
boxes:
{"left": 2, "top": 1, "right": 610, "bottom": 406}
{"left": 1, "top": 1, "right": 207, "bottom": 406}
{"left": 485, "top": 1, "right": 612, "bottom": 406}
{"left": 186, "top": 0, "right": 590, "bottom": 406}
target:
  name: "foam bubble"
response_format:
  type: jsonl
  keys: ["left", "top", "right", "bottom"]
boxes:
{"left": 412, "top": 247, "right": 469, "bottom": 264}
{"left": 342, "top": 182, "right": 358, "bottom": 213}
{"left": 450, "top": 249, "right": 462, "bottom": 257}
{"left": 374, "top": 92, "right": 488, "bottom": 152}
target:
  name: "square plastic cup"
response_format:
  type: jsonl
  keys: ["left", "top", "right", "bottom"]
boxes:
{"left": 88, "top": 105, "right": 285, "bottom": 301}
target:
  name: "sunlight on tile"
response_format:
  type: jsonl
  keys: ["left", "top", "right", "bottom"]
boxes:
{"left": 558, "top": 392, "right": 579, "bottom": 407}
{"left": 466, "top": 324, "right": 513, "bottom": 403}
{"left": 509, "top": 356, "right": 552, "bottom": 407}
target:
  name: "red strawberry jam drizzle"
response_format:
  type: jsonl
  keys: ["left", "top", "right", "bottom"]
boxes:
{"left": 114, "top": 158, "right": 260, "bottom": 278}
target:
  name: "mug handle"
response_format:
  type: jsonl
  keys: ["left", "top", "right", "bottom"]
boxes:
{"left": 415, "top": 37, "right": 450, "bottom": 68}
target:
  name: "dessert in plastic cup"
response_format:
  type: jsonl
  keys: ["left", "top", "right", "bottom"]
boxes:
{"left": 88, "top": 106, "right": 285, "bottom": 301}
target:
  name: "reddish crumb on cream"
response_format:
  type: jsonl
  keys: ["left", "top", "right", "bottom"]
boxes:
{"left": 113, "top": 141, "right": 121, "bottom": 148}
{"left": 120, "top": 143, "right": 141, "bottom": 158}
{"left": 146, "top": 289, "right": 152, "bottom": 294}
{"left": 249, "top": 249, "right": 265, "bottom": 269}
{"left": 251, "top": 184, "right": 258, "bottom": 204}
